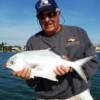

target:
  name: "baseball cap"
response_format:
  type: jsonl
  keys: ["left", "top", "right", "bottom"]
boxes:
{"left": 35, "top": 0, "right": 60, "bottom": 16}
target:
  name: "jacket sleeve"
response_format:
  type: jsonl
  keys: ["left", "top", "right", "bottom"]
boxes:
{"left": 80, "top": 28, "right": 98, "bottom": 80}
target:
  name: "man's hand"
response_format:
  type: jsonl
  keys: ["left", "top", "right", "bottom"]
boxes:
{"left": 13, "top": 67, "right": 32, "bottom": 80}
{"left": 54, "top": 55, "right": 73, "bottom": 76}
{"left": 54, "top": 66, "right": 72, "bottom": 76}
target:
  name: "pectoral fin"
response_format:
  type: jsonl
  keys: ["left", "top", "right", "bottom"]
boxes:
{"left": 31, "top": 69, "right": 58, "bottom": 82}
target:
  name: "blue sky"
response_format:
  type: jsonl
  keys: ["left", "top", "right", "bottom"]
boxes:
{"left": 0, "top": 0, "right": 100, "bottom": 46}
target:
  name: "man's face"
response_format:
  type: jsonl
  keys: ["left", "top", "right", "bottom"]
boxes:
{"left": 38, "top": 10, "right": 61, "bottom": 36}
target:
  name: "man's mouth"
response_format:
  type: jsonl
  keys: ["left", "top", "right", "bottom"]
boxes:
{"left": 46, "top": 24, "right": 54, "bottom": 28}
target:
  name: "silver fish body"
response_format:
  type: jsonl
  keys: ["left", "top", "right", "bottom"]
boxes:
{"left": 6, "top": 49, "right": 94, "bottom": 82}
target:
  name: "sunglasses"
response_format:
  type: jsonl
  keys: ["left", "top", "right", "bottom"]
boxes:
{"left": 37, "top": 11, "right": 57, "bottom": 20}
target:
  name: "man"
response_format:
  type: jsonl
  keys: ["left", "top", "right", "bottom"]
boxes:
{"left": 14, "top": 0, "right": 98, "bottom": 99}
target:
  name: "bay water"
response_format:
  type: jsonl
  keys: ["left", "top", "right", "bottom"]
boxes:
{"left": 0, "top": 52, "right": 100, "bottom": 100}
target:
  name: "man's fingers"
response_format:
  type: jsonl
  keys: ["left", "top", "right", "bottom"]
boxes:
{"left": 69, "top": 68, "right": 73, "bottom": 72}
{"left": 54, "top": 66, "right": 73, "bottom": 76}
{"left": 61, "top": 55, "right": 70, "bottom": 60}
{"left": 13, "top": 67, "right": 32, "bottom": 80}
{"left": 54, "top": 66, "right": 64, "bottom": 75}
{"left": 20, "top": 67, "right": 30, "bottom": 79}
{"left": 25, "top": 67, "right": 32, "bottom": 80}
{"left": 54, "top": 66, "right": 68, "bottom": 76}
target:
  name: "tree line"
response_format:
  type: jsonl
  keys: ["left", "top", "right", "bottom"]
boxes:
{"left": 0, "top": 42, "right": 24, "bottom": 52}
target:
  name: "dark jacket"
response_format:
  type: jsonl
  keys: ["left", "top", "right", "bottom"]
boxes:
{"left": 26, "top": 25, "right": 98, "bottom": 99}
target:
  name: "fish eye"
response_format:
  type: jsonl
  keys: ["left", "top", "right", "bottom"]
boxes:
{"left": 10, "top": 61, "right": 14, "bottom": 65}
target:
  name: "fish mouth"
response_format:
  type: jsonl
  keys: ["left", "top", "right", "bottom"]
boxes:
{"left": 3, "top": 63, "right": 7, "bottom": 68}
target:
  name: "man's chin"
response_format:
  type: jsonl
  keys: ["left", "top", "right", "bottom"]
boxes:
{"left": 44, "top": 29, "right": 57, "bottom": 36}
{"left": 45, "top": 27, "right": 56, "bottom": 32}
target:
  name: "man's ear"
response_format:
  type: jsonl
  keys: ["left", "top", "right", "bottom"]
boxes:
{"left": 56, "top": 11, "right": 61, "bottom": 18}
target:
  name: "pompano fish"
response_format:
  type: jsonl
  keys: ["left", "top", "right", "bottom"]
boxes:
{"left": 5, "top": 49, "right": 94, "bottom": 83}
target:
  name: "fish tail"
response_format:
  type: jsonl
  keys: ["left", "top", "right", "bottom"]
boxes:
{"left": 74, "top": 56, "right": 94, "bottom": 67}
{"left": 71, "top": 56, "right": 94, "bottom": 82}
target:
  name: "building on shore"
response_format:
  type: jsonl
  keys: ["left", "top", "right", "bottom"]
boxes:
{"left": 0, "top": 42, "right": 25, "bottom": 52}
{"left": 96, "top": 46, "right": 100, "bottom": 52}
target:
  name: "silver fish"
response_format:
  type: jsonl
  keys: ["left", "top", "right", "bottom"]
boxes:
{"left": 5, "top": 49, "right": 94, "bottom": 83}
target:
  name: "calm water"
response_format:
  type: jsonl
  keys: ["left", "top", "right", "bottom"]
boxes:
{"left": 0, "top": 52, "right": 100, "bottom": 100}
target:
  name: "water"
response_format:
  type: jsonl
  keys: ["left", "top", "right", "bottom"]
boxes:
{"left": 0, "top": 52, "right": 36, "bottom": 100}
{"left": 0, "top": 52, "right": 100, "bottom": 100}
{"left": 91, "top": 52, "right": 100, "bottom": 100}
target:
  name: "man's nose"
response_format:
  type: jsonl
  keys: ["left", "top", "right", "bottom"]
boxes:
{"left": 44, "top": 17, "right": 50, "bottom": 22}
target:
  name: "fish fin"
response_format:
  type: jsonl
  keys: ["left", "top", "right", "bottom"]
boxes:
{"left": 74, "top": 56, "right": 95, "bottom": 67}
{"left": 72, "top": 64, "right": 87, "bottom": 83}
{"left": 79, "top": 89, "right": 93, "bottom": 100}
{"left": 30, "top": 69, "right": 58, "bottom": 82}
{"left": 71, "top": 56, "right": 95, "bottom": 82}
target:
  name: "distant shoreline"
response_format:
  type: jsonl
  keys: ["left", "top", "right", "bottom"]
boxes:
{"left": 0, "top": 50, "right": 100, "bottom": 53}
{"left": 96, "top": 51, "right": 100, "bottom": 53}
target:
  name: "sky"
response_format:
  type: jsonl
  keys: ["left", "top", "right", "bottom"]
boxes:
{"left": 0, "top": 0, "right": 100, "bottom": 46}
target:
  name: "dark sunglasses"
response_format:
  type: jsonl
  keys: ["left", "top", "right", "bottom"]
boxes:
{"left": 37, "top": 11, "right": 57, "bottom": 19}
